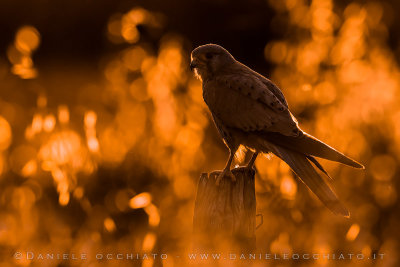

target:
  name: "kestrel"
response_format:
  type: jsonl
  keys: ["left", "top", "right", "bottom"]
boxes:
{"left": 190, "top": 44, "right": 364, "bottom": 217}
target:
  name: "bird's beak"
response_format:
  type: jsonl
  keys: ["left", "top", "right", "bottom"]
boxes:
{"left": 190, "top": 60, "right": 198, "bottom": 71}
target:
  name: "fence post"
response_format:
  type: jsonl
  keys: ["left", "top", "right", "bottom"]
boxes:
{"left": 193, "top": 167, "right": 256, "bottom": 251}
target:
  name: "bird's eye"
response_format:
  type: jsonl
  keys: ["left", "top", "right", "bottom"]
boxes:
{"left": 205, "top": 53, "right": 213, "bottom": 59}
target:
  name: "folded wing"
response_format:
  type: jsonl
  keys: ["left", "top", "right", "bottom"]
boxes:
{"left": 203, "top": 72, "right": 299, "bottom": 136}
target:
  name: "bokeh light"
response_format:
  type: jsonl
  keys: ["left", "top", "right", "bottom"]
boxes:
{"left": 0, "top": 1, "right": 399, "bottom": 266}
{"left": 8, "top": 25, "right": 40, "bottom": 79}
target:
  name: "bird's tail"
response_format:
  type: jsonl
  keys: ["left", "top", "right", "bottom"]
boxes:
{"left": 253, "top": 136, "right": 350, "bottom": 217}
{"left": 263, "top": 131, "right": 364, "bottom": 169}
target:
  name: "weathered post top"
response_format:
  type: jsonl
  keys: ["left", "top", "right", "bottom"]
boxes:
{"left": 193, "top": 167, "right": 256, "bottom": 252}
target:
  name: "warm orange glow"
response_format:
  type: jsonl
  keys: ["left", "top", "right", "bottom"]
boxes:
{"left": 107, "top": 15, "right": 122, "bottom": 39}
{"left": 126, "top": 8, "right": 148, "bottom": 25}
{"left": 362, "top": 245, "right": 372, "bottom": 257}
{"left": 145, "top": 204, "right": 160, "bottom": 227}
{"left": 7, "top": 45, "right": 22, "bottom": 65}
{"left": 313, "top": 81, "right": 336, "bottom": 104}
{"left": 122, "top": 46, "right": 147, "bottom": 71}
{"left": 129, "top": 78, "right": 149, "bottom": 101}
{"left": 87, "top": 137, "right": 99, "bottom": 153}
{"left": 58, "top": 105, "right": 70, "bottom": 124}
{"left": 43, "top": 114, "right": 56, "bottom": 132}
{"left": 21, "top": 159, "right": 37, "bottom": 177}
{"left": 59, "top": 192, "right": 70, "bottom": 206}
{"left": 73, "top": 187, "right": 84, "bottom": 199}
{"left": 39, "top": 131, "right": 81, "bottom": 165}
{"left": 57, "top": 180, "right": 69, "bottom": 194}
{"left": 9, "top": 145, "right": 37, "bottom": 176}
{"left": 142, "top": 259, "right": 155, "bottom": 267}
{"left": 129, "top": 192, "right": 152, "bottom": 209}
{"left": 84, "top": 111, "right": 97, "bottom": 129}
{"left": 0, "top": 155, "right": 5, "bottom": 177}
{"left": 373, "top": 183, "right": 397, "bottom": 207}
{"left": 265, "top": 41, "right": 287, "bottom": 64}
{"left": 0, "top": 2, "right": 398, "bottom": 264}
{"left": 31, "top": 114, "right": 43, "bottom": 134}
{"left": 98, "top": 103, "right": 146, "bottom": 163}
{"left": 280, "top": 175, "right": 297, "bottom": 200}
{"left": 270, "top": 232, "right": 292, "bottom": 254}
{"left": 37, "top": 95, "right": 47, "bottom": 108}
{"left": 121, "top": 25, "right": 140, "bottom": 43}
{"left": 234, "top": 145, "right": 247, "bottom": 164}
{"left": 11, "top": 58, "right": 38, "bottom": 79}
{"left": 104, "top": 217, "right": 117, "bottom": 232}
{"left": 0, "top": 116, "right": 12, "bottom": 151}
{"left": 346, "top": 224, "right": 360, "bottom": 241}
{"left": 370, "top": 155, "right": 396, "bottom": 182}
{"left": 115, "top": 189, "right": 134, "bottom": 212}
{"left": 37, "top": 129, "right": 95, "bottom": 208}
{"left": 15, "top": 26, "right": 40, "bottom": 53}
{"left": 9, "top": 25, "right": 40, "bottom": 79}
{"left": 40, "top": 160, "right": 52, "bottom": 171}
{"left": 173, "top": 175, "right": 195, "bottom": 199}
{"left": 142, "top": 232, "right": 157, "bottom": 251}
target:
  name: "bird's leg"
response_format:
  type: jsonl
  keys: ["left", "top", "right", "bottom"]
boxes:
{"left": 215, "top": 150, "right": 236, "bottom": 185}
{"left": 246, "top": 152, "right": 259, "bottom": 171}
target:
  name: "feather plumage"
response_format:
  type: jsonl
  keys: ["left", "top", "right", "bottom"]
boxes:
{"left": 191, "top": 44, "right": 364, "bottom": 216}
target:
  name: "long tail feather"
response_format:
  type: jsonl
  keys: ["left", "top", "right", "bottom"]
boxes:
{"left": 273, "top": 145, "right": 349, "bottom": 217}
{"left": 263, "top": 131, "right": 364, "bottom": 169}
{"left": 253, "top": 135, "right": 349, "bottom": 217}
{"left": 307, "top": 155, "right": 332, "bottom": 180}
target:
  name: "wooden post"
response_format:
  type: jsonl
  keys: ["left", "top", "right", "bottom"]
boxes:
{"left": 193, "top": 167, "right": 256, "bottom": 251}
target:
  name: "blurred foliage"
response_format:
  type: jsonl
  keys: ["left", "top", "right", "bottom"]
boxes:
{"left": 0, "top": 0, "right": 399, "bottom": 266}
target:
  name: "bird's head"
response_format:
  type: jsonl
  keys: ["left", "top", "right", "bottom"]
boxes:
{"left": 190, "top": 44, "right": 235, "bottom": 81}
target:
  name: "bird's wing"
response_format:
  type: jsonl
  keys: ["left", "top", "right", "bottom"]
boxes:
{"left": 203, "top": 72, "right": 299, "bottom": 136}
{"left": 242, "top": 64, "right": 289, "bottom": 109}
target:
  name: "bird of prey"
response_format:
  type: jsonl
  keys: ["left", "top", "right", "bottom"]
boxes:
{"left": 190, "top": 44, "right": 364, "bottom": 217}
